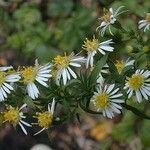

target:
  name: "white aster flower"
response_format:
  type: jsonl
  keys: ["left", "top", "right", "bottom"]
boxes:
{"left": 21, "top": 61, "right": 52, "bottom": 99}
{"left": 138, "top": 13, "right": 150, "bottom": 32}
{"left": 115, "top": 58, "right": 135, "bottom": 74}
{"left": 33, "top": 98, "right": 55, "bottom": 135}
{"left": 3, "top": 104, "right": 32, "bottom": 135}
{"left": 82, "top": 36, "right": 114, "bottom": 68}
{"left": 91, "top": 83, "right": 124, "bottom": 118}
{"left": 97, "top": 6, "right": 126, "bottom": 36}
{"left": 124, "top": 70, "right": 150, "bottom": 103}
{"left": 53, "top": 53, "right": 85, "bottom": 85}
{"left": 0, "top": 70, "right": 20, "bottom": 101}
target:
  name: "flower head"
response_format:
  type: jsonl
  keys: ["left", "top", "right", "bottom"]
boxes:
{"left": 138, "top": 13, "right": 150, "bottom": 32}
{"left": 124, "top": 70, "right": 150, "bottom": 103}
{"left": 115, "top": 58, "right": 135, "bottom": 74}
{"left": 97, "top": 6, "right": 125, "bottom": 36}
{"left": 0, "top": 67, "right": 20, "bottom": 101}
{"left": 83, "top": 36, "right": 114, "bottom": 68}
{"left": 33, "top": 98, "right": 55, "bottom": 135}
{"left": 53, "top": 53, "right": 85, "bottom": 85}
{"left": 3, "top": 104, "right": 31, "bottom": 135}
{"left": 21, "top": 67, "right": 37, "bottom": 84}
{"left": 54, "top": 54, "right": 70, "bottom": 69}
{"left": 21, "top": 60, "right": 52, "bottom": 99}
{"left": 91, "top": 84, "right": 124, "bottom": 118}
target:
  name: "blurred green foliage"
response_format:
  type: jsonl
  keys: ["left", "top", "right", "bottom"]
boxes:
{"left": 0, "top": 0, "right": 95, "bottom": 63}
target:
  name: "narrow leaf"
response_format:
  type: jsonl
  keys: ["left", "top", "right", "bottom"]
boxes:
{"left": 89, "top": 55, "right": 108, "bottom": 85}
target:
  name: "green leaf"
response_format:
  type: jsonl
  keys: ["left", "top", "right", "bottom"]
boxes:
{"left": 23, "top": 97, "right": 36, "bottom": 109}
{"left": 113, "top": 21, "right": 128, "bottom": 33}
{"left": 89, "top": 55, "right": 108, "bottom": 85}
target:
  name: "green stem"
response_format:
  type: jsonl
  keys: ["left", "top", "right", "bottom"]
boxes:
{"left": 122, "top": 103, "right": 150, "bottom": 120}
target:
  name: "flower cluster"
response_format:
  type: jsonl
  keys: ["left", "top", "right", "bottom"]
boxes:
{"left": 0, "top": 6, "right": 150, "bottom": 135}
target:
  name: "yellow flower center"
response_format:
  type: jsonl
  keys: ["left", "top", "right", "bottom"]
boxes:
{"left": 54, "top": 55, "right": 70, "bottom": 69}
{"left": 35, "top": 112, "right": 53, "bottom": 129}
{"left": 83, "top": 37, "right": 99, "bottom": 53}
{"left": 115, "top": 60, "right": 125, "bottom": 74}
{"left": 128, "top": 74, "right": 144, "bottom": 90}
{"left": 0, "top": 71, "right": 6, "bottom": 86}
{"left": 21, "top": 67, "right": 37, "bottom": 84}
{"left": 95, "top": 92, "right": 109, "bottom": 109}
{"left": 146, "top": 14, "right": 150, "bottom": 23}
{"left": 101, "top": 9, "right": 112, "bottom": 23}
{"left": 3, "top": 106, "right": 20, "bottom": 125}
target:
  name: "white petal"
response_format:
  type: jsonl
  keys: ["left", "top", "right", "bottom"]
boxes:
{"left": 109, "top": 93, "right": 123, "bottom": 98}
{"left": 34, "top": 128, "right": 46, "bottom": 136}
{"left": 5, "top": 74, "right": 21, "bottom": 82}
{"left": 62, "top": 69, "right": 67, "bottom": 85}
{"left": 31, "top": 83, "right": 39, "bottom": 98}
{"left": 67, "top": 67, "right": 77, "bottom": 79}
{"left": 110, "top": 99, "right": 124, "bottom": 103}
{"left": 27, "top": 83, "right": 39, "bottom": 99}
{"left": 111, "top": 103, "right": 122, "bottom": 109}
{"left": 69, "top": 62, "right": 81, "bottom": 67}
{"left": 2, "top": 85, "right": 11, "bottom": 94}
{"left": 0, "top": 87, "right": 7, "bottom": 98}
{"left": 50, "top": 98, "right": 55, "bottom": 114}
{"left": 0, "top": 89, "right": 4, "bottom": 101}
{"left": 19, "top": 122, "right": 27, "bottom": 135}
{"left": 140, "top": 89, "right": 148, "bottom": 100}
{"left": 135, "top": 90, "right": 142, "bottom": 103}
{"left": 37, "top": 73, "right": 51, "bottom": 78}
{"left": 109, "top": 88, "right": 119, "bottom": 96}
{"left": 36, "top": 78, "right": 48, "bottom": 87}
{"left": 110, "top": 105, "right": 121, "bottom": 114}
{"left": 0, "top": 66, "right": 13, "bottom": 71}
{"left": 20, "top": 120, "right": 32, "bottom": 127}
{"left": 98, "top": 49, "right": 106, "bottom": 55}
{"left": 3, "top": 83, "right": 13, "bottom": 90}
{"left": 19, "top": 104, "right": 27, "bottom": 110}
{"left": 36, "top": 76, "right": 48, "bottom": 82}
{"left": 99, "top": 45, "right": 114, "bottom": 51}
{"left": 106, "top": 84, "right": 115, "bottom": 94}
{"left": 128, "top": 90, "right": 133, "bottom": 98}
{"left": 65, "top": 68, "right": 71, "bottom": 80}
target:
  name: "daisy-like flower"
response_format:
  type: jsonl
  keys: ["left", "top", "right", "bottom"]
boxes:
{"left": 3, "top": 104, "right": 31, "bottom": 135}
{"left": 124, "top": 70, "right": 150, "bottom": 103}
{"left": 97, "top": 6, "right": 126, "bottom": 36}
{"left": 115, "top": 58, "right": 135, "bottom": 74}
{"left": 0, "top": 69, "right": 20, "bottom": 101}
{"left": 138, "top": 13, "right": 150, "bottom": 32}
{"left": 33, "top": 98, "right": 55, "bottom": 135}
{"left": 82, "top": 36, "right": 114, "bottom": 68}
{"left": 53, "top": 53, "right": 85, "bottom": 85}
{"left": 21, "top": 60, "right": 52, "bottom": 99}
{"left": 91, "top": 84, "right": 124, "bottom": 118}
